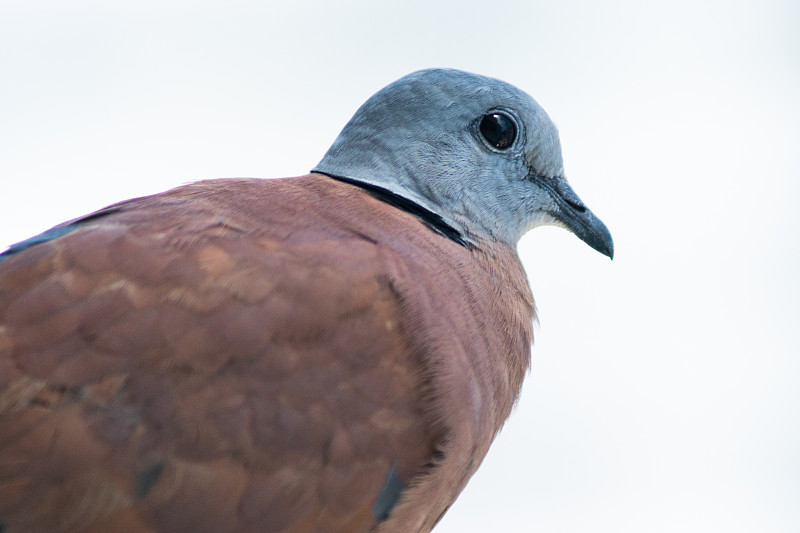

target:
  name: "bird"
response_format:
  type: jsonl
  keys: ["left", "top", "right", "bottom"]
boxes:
{"left": 0, "top": 68, "right": 612, "bottom": 533}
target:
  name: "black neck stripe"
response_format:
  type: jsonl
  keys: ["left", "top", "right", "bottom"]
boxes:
{"left": 320, "top": 173, "right": 470, "bottom": 249}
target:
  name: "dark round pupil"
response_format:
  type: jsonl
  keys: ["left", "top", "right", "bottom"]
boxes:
{"left": 479, "top": 113, "right": 516, "bottom": 150}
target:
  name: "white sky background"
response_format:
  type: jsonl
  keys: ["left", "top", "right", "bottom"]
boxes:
{"left": 1, "top": 1, "right": 798, "bottom": 531}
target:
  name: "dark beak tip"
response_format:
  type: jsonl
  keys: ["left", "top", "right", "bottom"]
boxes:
{"left": 603, "top": 238, "right": 614, "bottom": 260}
{"left": 592, "top": 238, "right": 614, "bottom": 260}
{"left": 587, "top": 223, "right": 614, "bottom": 260}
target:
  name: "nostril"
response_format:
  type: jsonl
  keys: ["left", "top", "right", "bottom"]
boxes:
{"left": 565, "top": 197, "right": 586, "bottom": 212}
{"left": 553, "top": 179, "right": 587, "bottom": 212}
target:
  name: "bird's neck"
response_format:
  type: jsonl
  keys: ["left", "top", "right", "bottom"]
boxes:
{"left": 317, "top": 172, "right": 472, "bottom": 249}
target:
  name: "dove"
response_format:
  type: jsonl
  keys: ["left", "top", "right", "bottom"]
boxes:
{"left": 0, "top": 68, "right": 612, "bottom": 532}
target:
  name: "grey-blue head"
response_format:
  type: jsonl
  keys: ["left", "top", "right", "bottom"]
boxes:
{"left": 314, "top": 68, "right": 612, "bottom": 258}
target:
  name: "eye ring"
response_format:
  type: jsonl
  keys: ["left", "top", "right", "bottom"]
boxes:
{"left": 478, "top": 111, "right": 518, "bottom": 151}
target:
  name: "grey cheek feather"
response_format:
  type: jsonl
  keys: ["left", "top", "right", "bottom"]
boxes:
{"left": 402, "top": 137, "right": 481, "bottom": 205}
{"left": 525, "top": 211, "right": 567, "bottom": 234}
{"left": 524, "top": 115, "right": 564, "bottom": 179}
{"left": 506, "top": 184, "right": 564, "bottom": 240}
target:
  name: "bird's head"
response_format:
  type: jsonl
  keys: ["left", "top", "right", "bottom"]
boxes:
{"left": 314, "top": 68, "right": 613, "bottom": 258}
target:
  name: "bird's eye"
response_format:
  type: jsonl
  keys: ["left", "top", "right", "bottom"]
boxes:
{"left": 479, "top": 112, "right": 517, "bottom": 150}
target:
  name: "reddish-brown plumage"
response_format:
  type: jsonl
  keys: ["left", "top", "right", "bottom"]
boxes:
{"left": 0, "top": 174, "right": 534, "bottom": 532}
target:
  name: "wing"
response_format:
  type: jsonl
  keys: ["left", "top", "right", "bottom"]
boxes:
{"left": 0, "top": 179, "right": 437, "bottom": 532}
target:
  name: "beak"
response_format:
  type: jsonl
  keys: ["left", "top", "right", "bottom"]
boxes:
{"left": 537, "top": 175, "right": 614, "bottom": 259}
